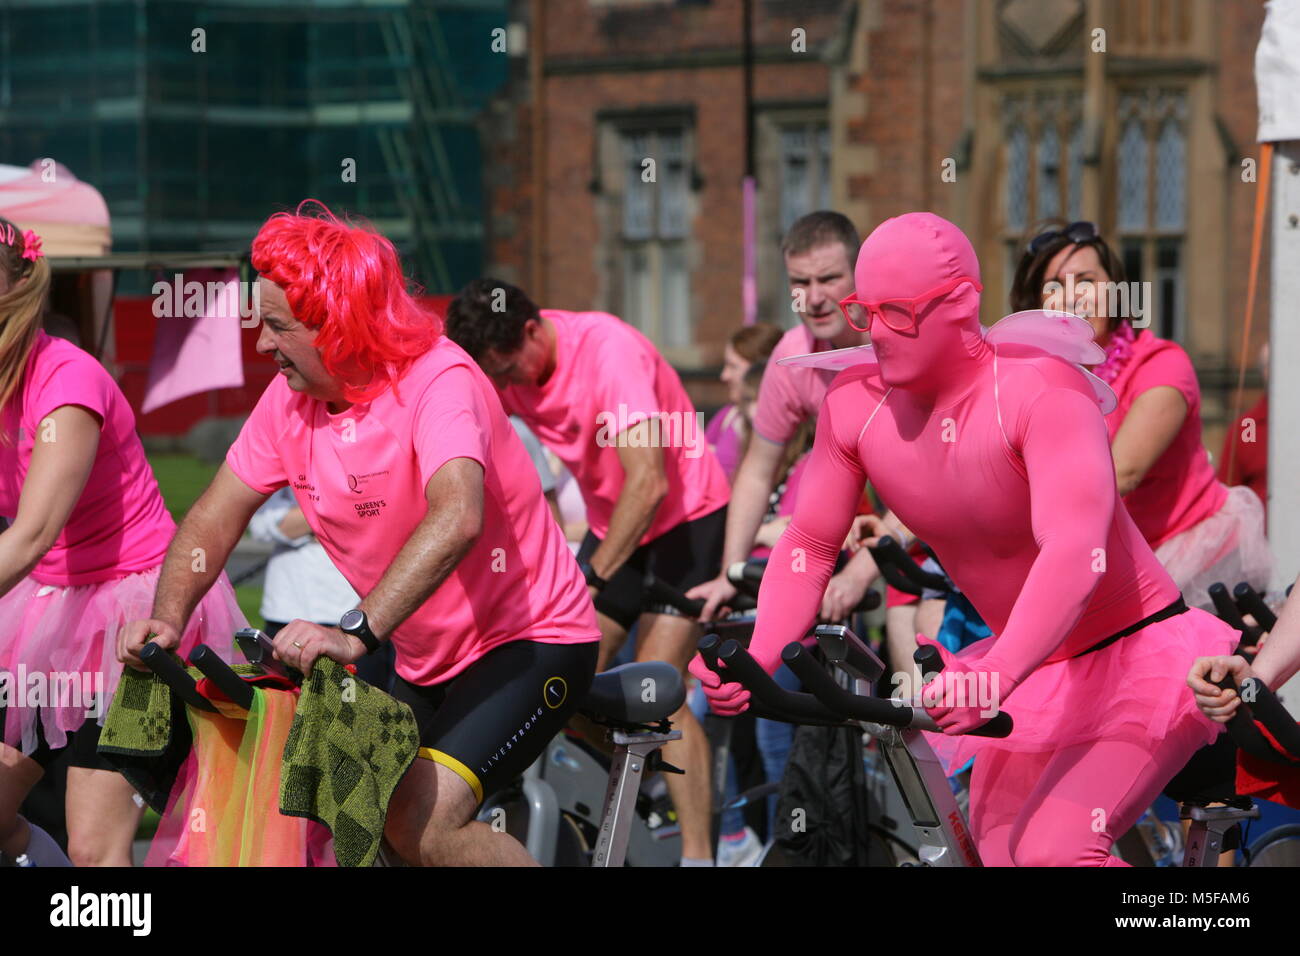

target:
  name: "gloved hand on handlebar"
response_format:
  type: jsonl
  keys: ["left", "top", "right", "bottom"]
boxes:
{"left": 916, "top": 635, "right": 1016, "bottom": 736}
{"left": 690, "top": 647, "right": 780, "bottom": 717}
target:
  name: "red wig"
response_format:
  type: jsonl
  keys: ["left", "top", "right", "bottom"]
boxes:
{"left": 251, "top": 200, "right": 441, "bottom": 403}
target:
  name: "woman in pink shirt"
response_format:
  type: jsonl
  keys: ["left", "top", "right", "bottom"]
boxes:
{"left": 0, "top": 220, "right": 243, "bottom": 866}
{"left": 1011, "top": 222, "right": 1272, "bottom": 609}
{"left": 705, "top": 323, "right": 783, "bottom": 482}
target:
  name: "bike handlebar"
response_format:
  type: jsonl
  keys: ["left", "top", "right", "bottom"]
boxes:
{"left": 1221, "top": 672, "right": 1300, "bottom": 766}
{"left": 1209, "top": 582, "right": 1266, "bottom": 653}
{"left": 644, "top": 573, "right": 756, "bottom": 619}
{"left": 1232, "top": 582, "right": 1278, "bottom": 633}
{"left": 698, "top": 634, "right": 1013, "bottom": 738}
{"left": 782, "top": 642, "right": 1012, "bottom": 738}
{"left": 723, "top": 558, "right": 882, "bottom": 614}
{"left": 697, "top": 634, "right": 847, "bottom": 726}
{"left": 866, "top": 536, "right": 952, "bottom": 597}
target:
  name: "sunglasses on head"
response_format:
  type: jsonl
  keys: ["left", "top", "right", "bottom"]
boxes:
{"left": 1027, "top": 221, "right": 1099, "bottom": 256}
{"left": 838, "top": 276, "right": 983, "bottom": 334}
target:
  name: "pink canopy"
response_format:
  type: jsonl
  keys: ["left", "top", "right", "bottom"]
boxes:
{"left": 0, "top": 160, "right": 111, "bottom": 255}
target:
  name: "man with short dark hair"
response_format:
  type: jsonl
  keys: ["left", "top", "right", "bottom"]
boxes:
{"left": 446, "top": 283, "right": 730, "bottom": 866}
{"left": 689, "top": 211, "right": 893, "bottom": 629}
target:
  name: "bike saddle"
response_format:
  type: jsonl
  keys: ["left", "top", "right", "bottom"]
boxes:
{"left": 581, "top": 661, "right": 685, "bottom": 725}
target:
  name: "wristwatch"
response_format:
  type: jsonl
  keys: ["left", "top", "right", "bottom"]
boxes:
{"left": 339, "top": 608, "right": 381, "bottom": 655}
{"left": 579, "top": 562, "right": 607, "bottom": 592}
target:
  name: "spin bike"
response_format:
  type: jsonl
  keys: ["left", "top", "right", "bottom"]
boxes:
{"left": 697, "top": 622, "right": 1013, "bottom": 866}
{"left": 135, "top": 632, "right": 688, "bottom": 868}
{"left": 1178, "top": 579, "right": 1300, "bottom": 867}
{"left": 476, "top": 578, "right": 761, "bottom": 866}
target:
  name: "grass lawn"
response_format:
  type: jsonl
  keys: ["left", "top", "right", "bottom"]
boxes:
{"left": 148, "top": 452, "right": 266, "bottom": 630}
{"left": 236, "top": 584, "right": 266, "bottom": 631}
{"left": 147, "top": 453, "right": 221, "bottom": 523}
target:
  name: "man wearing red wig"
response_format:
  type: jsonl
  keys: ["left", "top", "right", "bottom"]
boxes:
{"left": 119, "top": 203, "right": 601, "bottom": 866}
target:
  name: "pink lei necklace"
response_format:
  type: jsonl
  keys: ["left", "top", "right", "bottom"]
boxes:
{"left": 1091, "top": 320, "right": 1136, "bottom": 384}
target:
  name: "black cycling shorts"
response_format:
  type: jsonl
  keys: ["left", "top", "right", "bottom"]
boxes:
{"left": 0, "top": 701, "right": 114, "bottom": 771}
{"left": 390, "top": 639, "right": 598, "bottom": 806}
{"left": 576, "top": 505, "right": 727, "bottom": 631}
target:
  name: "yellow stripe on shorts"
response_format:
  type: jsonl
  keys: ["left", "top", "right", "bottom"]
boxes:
{"left": 417, "top": 747, "right": 484, "bottom": 804}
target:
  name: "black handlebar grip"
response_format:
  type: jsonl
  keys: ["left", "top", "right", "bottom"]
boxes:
{"left": 725, "top": 560, "right": 768, "bottom": 586}
{"left": 874, "top": 536, "right": 952, "bottom": 593}
{"left": 717, "top": 640, "right": 846, "bottom": 724}
{"left": 140, "top": 642, "right": 219, "bottom": 713}
{"left": 643, "top": 574, "right": 706, "bottom": 618}
{"left": 1209, "top": 582, "right": 1248, "bottom": 631}
{"left": 697, "top": 634, "right": 726, "bottom": 677}
{"left": 971, "top": 711, "right": 1015, "bottom": 739}
{"left": 866, "top": 538, "right": 923, "bottom": 596}
{"left": 191, "top": 644, "right": 254, "bottom": 710}
{"left": 782, "top": 642, "right": 900, "bottom": 727}
{"left": 1233, "top": 582, "right": 1279, "bottom": 633}
{"left": 914, "top": 644, "right": 945, "bottom": 679}
{"left": 1231, "top": 676, "right": 1300, "bottom": 763}
{"left": 909, "top": 644, "right": 1014, "bottom": 739}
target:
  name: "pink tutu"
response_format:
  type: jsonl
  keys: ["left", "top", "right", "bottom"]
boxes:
{"left": 921, "top": 606, "right": 1239, "bottom": 775}
{"left": 1156, "top": 485, "right": 1274, "bottom": 611}
{"left": 0, "top": 566, "right": 245, "bottom": 755}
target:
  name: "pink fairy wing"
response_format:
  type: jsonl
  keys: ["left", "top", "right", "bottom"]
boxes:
{"left": 986, "top": 310, "right": 1116, "bottom": 414}
{"left": 984, "top": 310, "right": 1106, "bottom": 366}
{"left": 775, "top": 343, "right": 878, "bottom": 372}
{"left": 1078, "top": 365, "right": 1118, "bottom": 416}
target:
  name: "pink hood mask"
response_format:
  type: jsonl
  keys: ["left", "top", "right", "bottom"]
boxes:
{"left": 780, "top": 212, "right": 1116, "bottom": 413}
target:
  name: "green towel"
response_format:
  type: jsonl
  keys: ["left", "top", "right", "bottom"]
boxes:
{"left": 278, "top": 658, "right": 420, "bottom": 868}
{"left": 100, "top": 655, "right": 420, "bottom": 868}
{"left": 98, "top": 656, "right": 266, "bottom": 811}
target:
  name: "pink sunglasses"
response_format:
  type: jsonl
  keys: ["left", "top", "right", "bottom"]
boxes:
{"left": 838, "top": 276, "right": 983, "bottom": 333}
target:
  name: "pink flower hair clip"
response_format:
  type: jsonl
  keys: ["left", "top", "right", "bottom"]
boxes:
{"left": 20, "top": 230, "right": 43, "bottom": 262}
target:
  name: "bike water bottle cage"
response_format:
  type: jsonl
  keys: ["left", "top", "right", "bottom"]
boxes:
{"left": 838, "top": 276, "right": 983, "bottom": 334}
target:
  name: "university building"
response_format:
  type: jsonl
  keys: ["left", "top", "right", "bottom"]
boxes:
{"left": 484, "top": 0, "right": 1268, "bottom": 442}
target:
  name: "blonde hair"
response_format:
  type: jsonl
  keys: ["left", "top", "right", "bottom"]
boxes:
{"left": 0, "top": 216, "right": 52, "bottom": 438}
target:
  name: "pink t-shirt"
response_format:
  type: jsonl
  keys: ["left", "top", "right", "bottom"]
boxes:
{"left": 1105, "top": 331, "right": 1228, "bottom": 549}
{"left": 752, "top": 325, "right": 836, "bottom": 444}
{"left": 225, "top": 336, "right": 599, "bottom": 687}
{"left": 497, "top": 310, "right": 729, "bottom": 544}
{"left": 704, "top": 405, "right": 745, "bottom": 481}
{"left": 0, "top": 332, "right": 175, "bottom": 585}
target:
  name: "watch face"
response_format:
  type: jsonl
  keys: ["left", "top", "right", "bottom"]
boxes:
{"left": 340, "top": 609, "right": 364, "bottom": 631}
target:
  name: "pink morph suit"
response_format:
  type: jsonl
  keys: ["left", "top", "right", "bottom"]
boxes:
{"left": 697, "top": 213, "right": 1237, "bottom": 865}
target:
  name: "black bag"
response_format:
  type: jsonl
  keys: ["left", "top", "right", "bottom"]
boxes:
{"left": 773, "top": 721, "right": 881, "bottom": 866}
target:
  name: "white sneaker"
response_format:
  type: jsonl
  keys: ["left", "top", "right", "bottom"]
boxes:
{"left": 716, "top": 827, "right": 764, "bottom": 867}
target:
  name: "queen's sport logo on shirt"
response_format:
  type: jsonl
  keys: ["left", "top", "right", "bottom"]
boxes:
{"left": 347, "top": 470, "right": 389, "bottom": 494}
